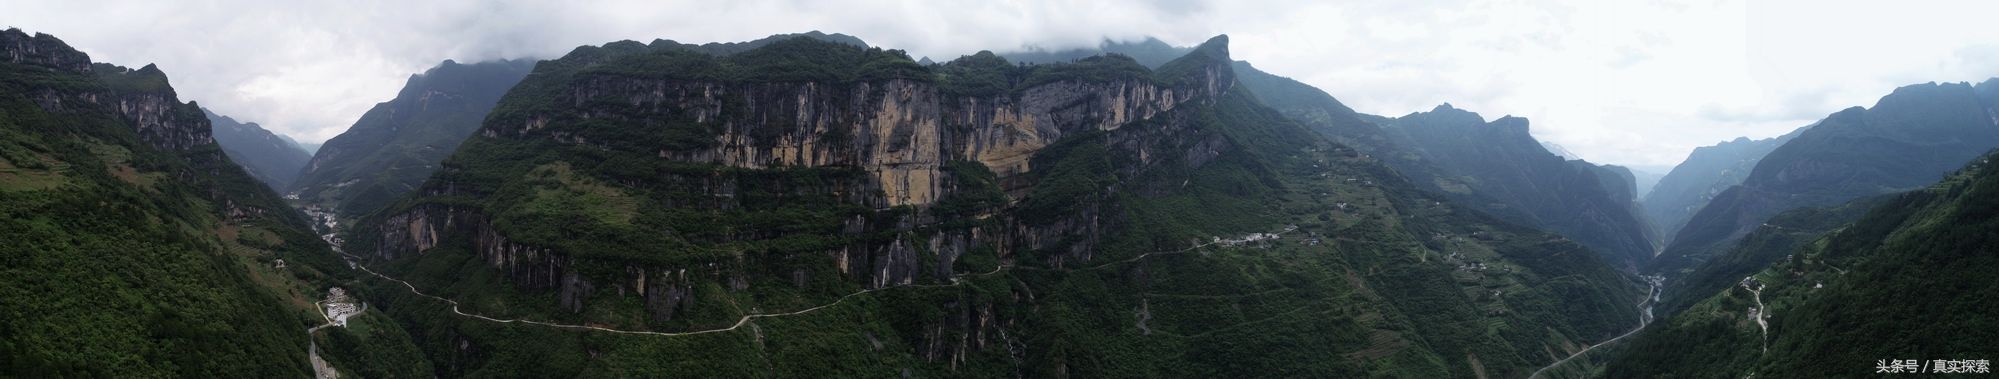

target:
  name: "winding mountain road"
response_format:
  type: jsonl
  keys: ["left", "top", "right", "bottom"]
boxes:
{"left": 1528, "top": 281, "right": 1658, "bottom": 379}
{"left": 1744, "top": 277, "right": 1769, "bottom": 352}
{"left": 326, "top": 226, "right": 1296, "bottom": 338}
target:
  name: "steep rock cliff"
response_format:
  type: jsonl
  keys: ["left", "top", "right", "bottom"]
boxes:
{"left": 368, "top": 36, "right": 1232, "bottom": 309}
{"left": 348, "top": 35, "right": 1641, "bottom": 378}
{"left": 1, "top": 28, "right": 91, "bottom": 72}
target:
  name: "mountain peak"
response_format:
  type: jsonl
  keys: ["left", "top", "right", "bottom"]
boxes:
{"left": 2, "top": 28, "right": 94, "bottom": 73}
{"left": 1975, "top": 77, "right": 1999, "bottom": 101}
{"left": 1151, "top": 34, "right": 1235, "bottom": 96}
{"left": 1158, "top": 34, "right": 1231, "bottom": 68}
{"left": 1491, "top": 115, "right": 1531, "bottom": 134}
{"left": 1873, "top": 80, "right": 1974, "bottom": 110}
{"left": 1188, "top": 34, "right": 1230, "bottom": 61}
{"left": 1410, "top": 102, "right": 1485, "bottom": 124}
{"left": 643, "top": 31, "right": 871, "bottom": 56}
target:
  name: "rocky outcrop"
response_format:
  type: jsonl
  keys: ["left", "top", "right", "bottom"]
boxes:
{"left": 112, "top": 88, "right": 216, "bottom": 152}
{"left": 3, "top": 30, "right": 264, "bottom": 220}
{"left": 497, "top": 55, "right": 1228, "bottom": 207}
{"left": 1, "top": 28, "right": 92, "bottom": 73}
{"left": 375, "top": 205, "right": 572, "bottom": 290}
{"left": 374, "top": 202, "right": 1021, "bottom": 320}
{"left": 365, "top": 36, "right": 1240, "bottom": 346}
{"left": 3, "top": 30, "right": 212, "bottom": 152}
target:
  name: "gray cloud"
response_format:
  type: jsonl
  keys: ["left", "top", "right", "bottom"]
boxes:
{"left": 6, "top": 0, "right": 1996, "bottom": 167}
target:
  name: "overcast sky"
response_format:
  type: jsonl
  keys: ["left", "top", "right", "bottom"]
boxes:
{"left": 7, "top": 0, "right": 1998, "bottom": 168}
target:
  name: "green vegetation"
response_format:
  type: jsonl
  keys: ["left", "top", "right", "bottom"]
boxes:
{"left": 290, "top": 59, "right": 535, "bottom": 219}
{"left": 930, "top": 160, "right": 1007, "bottom": 218}
{"left": 566, "top": 37, "right": 928, "bottom": 84}
{"left": 0, "top": 31, "right": 367, "bottom": 377}
{"left": 1640, "top": 129, "right": 1805, "bottom": 246}
{"left": 1655, "top": 196, "right": 1884, "bottom": 315}
{"left": 1655, "top": 80, "right": 1999, "bottom": 278}
{"left": 1372, "top": 107, "right": 1659, "bottom": 268}
{"left": 314, "top": 312, "right": 434, "bottom": 378}
{"left": 337, "top": 34, "right": 1646, "bottom": 378}
{"left": 1608, "top": 150, "right": 1999, "bottom": 377}
{"left": 1233, "top": 61, "right": 1659, "bottom": 269}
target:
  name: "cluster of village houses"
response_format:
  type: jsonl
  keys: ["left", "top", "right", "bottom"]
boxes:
{"left": 323, "top": 287, "right": 362, "bottom": 327}
{"left": 1213, "top": 225, "right": 1301, "bottom": 247}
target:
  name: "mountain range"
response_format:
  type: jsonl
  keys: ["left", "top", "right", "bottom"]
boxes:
{"left": 5, "top": 25, "right": 1994, "bottom": 378}
{"left": 1009, "top": 40, "right": 1664, "bottom": 269}
{"left": 1641, "top": 128, "right": 1806, "bottom": 246}
{"left": 1540, "top": 75, "right": 1999, "bottom": 377}
{"left": 289, "top": 59, "right": 535, "bottom": 218}
{"left": 1607, "top": 149, "right": 1999, "bottom": 377}
{"left": 320, "top": 34, "right": 1649, "bottom": 377}
{"left": 206, "top": 108, "right": 313, "bottom": 190}
{"left": 1359, "top": 104, "right": 1660, "bottom": 269}
{"left": 1652, "top": 80, "right": 1999, "bottom": 281}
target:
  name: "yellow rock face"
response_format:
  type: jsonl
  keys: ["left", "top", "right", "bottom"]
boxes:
{"left": 588, "top": 71, "right": 1216, "bottom": 208}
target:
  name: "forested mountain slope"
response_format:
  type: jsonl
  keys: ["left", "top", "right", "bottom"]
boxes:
{"left": 290, "top": 59, "right": 534, "bottom": 218}
{"left": 1641, "top": 127, "right": 1806, "bottom": 244}
{"left": 1034, "top": 39, "right": 1664, "bottom": 270}
{"left": 338, "top": 34, "right": 1646, "bottom": 377}
{"left": 1653, "top": 80, "right": 1999, "bottom": 279}
{"left": 0, "top": 28, "right": 347, "bottom": 377}
{"left": 1608, "top": 150, "right": 1999, "bottom": 377}
{"left": 1367, "top": 105, "right": 1660, "bottom": 268}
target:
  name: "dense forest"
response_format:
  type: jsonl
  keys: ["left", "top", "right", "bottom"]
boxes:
{"left": 0, "top": 29, "right": 347, "bottom": 377}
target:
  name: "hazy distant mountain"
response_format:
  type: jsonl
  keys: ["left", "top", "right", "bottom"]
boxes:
{"left": 1003, "top": 37, "right": 1192, "bottom": 68}
{"left": 1368, "top": 104, "right": 1661, "bottom": 267}
{"left": 1642, "top": 127, "right": 1807, "bottom": 244}
{"left": 207, "top": 109, "right": 312, "bottom": 190}
{"left": 1217, "top": 52, "right": 1662, "bottom": 267}
{"left": 1627, "top": 165, "right": 1666, "bottom": 198}
{"left": 1653, "top": 79, "right": 1999, "bottom": 277}
{"left": 275, "top": 133, "right": 319, "bottom": 154}
{"left": 290, "top": 59, "right": 535, "bottom": 217}
{"left": 646, "top": 30, "right": 868, "bottom": 55}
